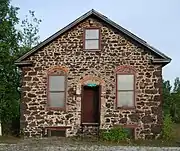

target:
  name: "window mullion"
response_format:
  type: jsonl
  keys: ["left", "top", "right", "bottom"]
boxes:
{"left": 49, "top": 91, "right": 65, "bottom": 93}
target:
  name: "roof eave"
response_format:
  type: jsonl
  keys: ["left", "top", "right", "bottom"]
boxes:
{"left": 151, "top": 58, "right": 171, "bottom": 66}
{"left": 15, "top": 10, "right": 94, "bottom": 63}
{"left": 15, "top": 61, "right": 32, "bottom": 66}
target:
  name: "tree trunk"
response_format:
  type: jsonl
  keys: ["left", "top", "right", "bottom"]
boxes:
{"left": 0, "top": 122, "right": 2, "bottom": 136}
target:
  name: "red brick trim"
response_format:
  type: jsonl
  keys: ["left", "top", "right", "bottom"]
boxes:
{"left": 115, "top": 65, "right": 136, "bottom": 74}
{"left": 79, "top": 75, "right": 104, "bottom": 85}
{"left": 44, "top": 126, "right": 71, "bottom": 130}
{"left": 47, "top": 66, "right": 69, "bottom": 74}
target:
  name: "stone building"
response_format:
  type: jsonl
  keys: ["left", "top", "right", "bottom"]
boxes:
{"left": 15, "top": 9, "right": 171, "bottom": 139}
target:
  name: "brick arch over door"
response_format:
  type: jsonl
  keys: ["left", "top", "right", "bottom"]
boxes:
{"left": 76, "top": 75, "right": 106, "bottom": 127}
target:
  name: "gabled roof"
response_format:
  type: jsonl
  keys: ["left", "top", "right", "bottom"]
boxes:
{"left": 15, "top": 9, "right": 171, "bottom": 65}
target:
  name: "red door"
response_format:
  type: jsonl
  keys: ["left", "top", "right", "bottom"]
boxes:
{"left": 81, "top": 86, "right": 100, "bottom": 123}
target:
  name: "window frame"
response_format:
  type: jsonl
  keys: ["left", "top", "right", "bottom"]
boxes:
{"left": 116, "top": 73, "right": 136, "bottom": 109}
{"left": 47, "top": 73, "right": 67, "bottom": 111}
{"left": 44, "top": 126, "right": 71, "bottom": 137}
{"left": 83, "top": 27, "right": 101, "bottom": 51}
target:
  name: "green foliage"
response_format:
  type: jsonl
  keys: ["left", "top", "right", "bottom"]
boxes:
{"left": 0, "top": 0, "right": 21, "bottom": 126}
{"left": 163, "top": 78, "right": 180, "bottom": 123}
{"left": 163, "top": 80, "right": 172, "bottom": 116}
{"left": 100, "top": 127, "right": 129, "bottom": 142}
{"left": 20, "top": 10, "right": 41, "bottom": 50}
{"left": 0, "top": 0, "right": 41, "bottom": 135}
{"left": 162, "top": 114, "right": 174, "bottom": 141}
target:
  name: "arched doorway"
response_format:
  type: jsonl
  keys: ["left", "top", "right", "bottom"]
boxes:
{"left": 78, "top": 75, "right": 105, "bottom": 125}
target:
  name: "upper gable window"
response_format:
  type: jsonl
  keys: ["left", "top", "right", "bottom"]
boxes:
{"left": 84, "top": 28, "right": 100, "bottom": 50}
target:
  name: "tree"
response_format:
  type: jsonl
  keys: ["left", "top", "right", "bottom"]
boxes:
{"left": 173, "top": 77, "right": 180, "bottom": 93}
{"left": 0, "top": 0, "right": 42, "bottom": 135}
{"left": 163, "top": 78, "right": 180, "bottom": 123}
{"left": 171, "top": 78, "right": 180, "bottom": 122}
{"left": 162, "top": 80, "right": 172, "bottom": 116}
{"left": 20, "top": 10, "right": 41, "bottom": 51}
{"left": 0, "top": 0, "right": 21, "bottom": 134}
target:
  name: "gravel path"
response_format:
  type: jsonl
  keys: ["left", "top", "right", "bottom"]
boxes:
{"left": 0, "top": 138, "right": 180, "bottom": 151}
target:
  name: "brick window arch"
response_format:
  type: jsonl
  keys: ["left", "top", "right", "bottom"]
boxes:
{"left": 116, "top": 66, "right": 136, "bottom": 109}
{"left": 47, "top": 66, "right": 68, "bottom": 110}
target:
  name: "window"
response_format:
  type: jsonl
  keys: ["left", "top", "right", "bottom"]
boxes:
{"left": 84, "top": 28, "right": 100, "bottom": 50}
{"left": 48, "top": 129, "right": 66, "bottom": 137}
{"left": 48, "top": 75, "right": 66, "bottom": 109}
{"left": 117, "top": 74, "right": 135, "bottom": 108}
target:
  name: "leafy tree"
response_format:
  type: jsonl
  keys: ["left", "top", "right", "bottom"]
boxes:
{"left": 171, "top": 78, "right": 180, "bottom": 122}
{"left": 163, "top": 78, "right": 180, "bottom": 123}
{"left": 0, "top": 0, "right": 41, "bottom": 135}
{"left": 173, "top": 77, "right": 180, "bottom": 93}
{"left": 162, "top": 80, "right": 172, "bottom": 116}
{"left": 20, "top": 10, "right": 41, "bottom": 52}
{"left": 0, "top": 0, "right": 21, "bottom": 134}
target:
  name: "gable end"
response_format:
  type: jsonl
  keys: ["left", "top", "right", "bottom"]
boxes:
{"left": 15, "top": 9, "right": 171, "bottom": 66}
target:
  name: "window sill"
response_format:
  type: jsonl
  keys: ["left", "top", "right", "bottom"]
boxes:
{"left": 46, "top": 107, "right": 66, "bottom": 111}
{"left": 83, "top": 49, "right": 101, "bottom": 52}
{"left": 81, "top": 123, "right": 99, "bottom": 126}
{"left": 116, "top": 106, "right": 136, "bottom": 110}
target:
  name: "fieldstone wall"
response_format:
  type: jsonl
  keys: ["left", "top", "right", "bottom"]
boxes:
{"left": 20, "top": 16, "right": 163, "bottom": 139}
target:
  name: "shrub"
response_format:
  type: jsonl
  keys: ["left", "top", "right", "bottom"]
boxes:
{"left": 100, "top": 126, "right": 129, "bottom": 142}
{"left": 162, "top": 114, "right": 174, "bottom": 140}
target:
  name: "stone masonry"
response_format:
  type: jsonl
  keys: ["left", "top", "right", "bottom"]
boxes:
{"left": 19, "top": 16, "right": 163, "bottom": 139}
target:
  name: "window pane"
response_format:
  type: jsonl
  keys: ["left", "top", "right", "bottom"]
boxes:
{"left": 117, "top": 75, "right": 134, "bottom": 90}
{"left": 85, "top": 40, "right": 99, "bottom": 49}
{"left": 49, "top": 76, "right": 65, "bottom": 91}
{"left": 49, "top": 92, "right": 64, "bottom": 107}
{"left": 117, "top": 91, "right": 134, "bottom": 107}
{"left": 49, "top": 130, "right": 66, "bottom": 137}
{"left": 85, "top": 29, "right": 99, "bottom": 39}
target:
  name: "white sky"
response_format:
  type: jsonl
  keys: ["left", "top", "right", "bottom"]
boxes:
{"left": 12, "top": 0, "right": 180, "bottom": 85}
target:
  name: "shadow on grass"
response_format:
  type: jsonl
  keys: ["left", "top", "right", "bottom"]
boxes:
{"left": 0, "top": 136, "right": 20, "bottom": 144}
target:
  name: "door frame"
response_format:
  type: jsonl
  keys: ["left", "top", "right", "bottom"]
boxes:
{"left": 81, "top": 85, "right": 101, "bottom": 125}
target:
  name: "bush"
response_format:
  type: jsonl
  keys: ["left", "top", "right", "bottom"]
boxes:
{"left": 100, "top": 126, "right": 129, "bottom": 142}
{"left": 162, "top": 114, "right": 174, "bottom": 140}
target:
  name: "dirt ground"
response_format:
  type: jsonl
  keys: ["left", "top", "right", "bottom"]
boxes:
{"left": 0, "top": 137, "right": 180, "bottom": 151}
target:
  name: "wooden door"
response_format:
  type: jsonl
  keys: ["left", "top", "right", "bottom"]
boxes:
{"left": 81, "top": 86, "right": 100, "bottom": 123}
